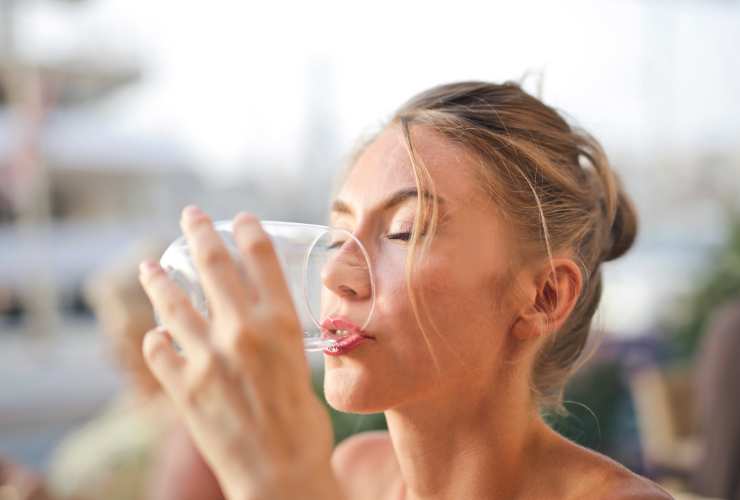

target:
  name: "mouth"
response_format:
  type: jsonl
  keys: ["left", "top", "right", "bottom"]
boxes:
{"left": 320, "top": 316, "right": 375, "bottom": 356}
{"left": 320, "top": 315, "right": 375, "bottom": 341}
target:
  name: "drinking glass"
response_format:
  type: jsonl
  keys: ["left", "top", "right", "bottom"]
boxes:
{"left": 158, "top": 220, "right": 375, "bottom": 351}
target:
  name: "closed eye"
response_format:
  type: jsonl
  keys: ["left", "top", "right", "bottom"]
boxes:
{"left": 327, "top": 240, "right": 346, "bottom": 250}
{"left": 387, "top": 232, "right": 412, "bottom": 241}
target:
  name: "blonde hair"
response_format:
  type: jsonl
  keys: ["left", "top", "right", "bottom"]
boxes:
{"left": 343, "top": 81, "right": 638, "bottom": 412}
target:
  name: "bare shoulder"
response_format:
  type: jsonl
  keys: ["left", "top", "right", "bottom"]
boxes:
{"left": 565, "top": 444, "right": 674, "bottom": 500}
{"left": 331, "top": 431, "right": 400, "bottom": 500}
{"left": 596, "top": 463, "right": 674, "bottom": 500}
{"left": 536, "top": 428, "right": 672, "bottom": 500}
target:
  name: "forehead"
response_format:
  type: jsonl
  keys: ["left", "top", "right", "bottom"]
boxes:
{"left": 337, "top": 125, "right": 484, "bottom": 212}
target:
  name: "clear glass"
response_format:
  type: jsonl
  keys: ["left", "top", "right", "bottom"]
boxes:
{"left": 158, "top": 220, "right": 375, "bottom": 351}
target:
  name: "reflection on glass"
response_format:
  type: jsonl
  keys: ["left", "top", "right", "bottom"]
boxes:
{"left": 159, "top": 220, "right": 375, "bottom": 352}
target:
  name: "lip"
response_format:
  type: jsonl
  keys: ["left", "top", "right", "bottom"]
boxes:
{"left": 320, "top": 315, "right": 374, "bottom": 340}
{"left": 320, "top": 315, "right": 374, "bottom": 355}
{"left": 322, "top": 332, "right": 370, "bottom": 356}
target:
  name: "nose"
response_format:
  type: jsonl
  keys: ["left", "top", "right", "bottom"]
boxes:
{"left": 320, "top": 238, "right": 372, "bottom": 300}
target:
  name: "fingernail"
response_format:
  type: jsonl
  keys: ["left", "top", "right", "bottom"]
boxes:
{"left": 235, "top": 212, "right": 258, "bottom": 225}
{"left": 139, "top": 260, "right": 160, "bottom": 275}
{"left": 183, "top": 205, "right": 204, "bottom": 219}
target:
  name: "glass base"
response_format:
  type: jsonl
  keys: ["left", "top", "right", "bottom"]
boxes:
{"left": 304, "top": 337, "right": 335, "bottom": 352}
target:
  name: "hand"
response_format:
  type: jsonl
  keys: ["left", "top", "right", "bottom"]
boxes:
{"left": 138, "top": 207, "right": 343, "bottom": 500}
{"left": 0, "top": 457, "right": 52, "bottom": 500}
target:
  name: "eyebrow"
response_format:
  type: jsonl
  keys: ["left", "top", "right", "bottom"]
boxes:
{"left": 330, "top": 188, "right": 444, "bottom": 217}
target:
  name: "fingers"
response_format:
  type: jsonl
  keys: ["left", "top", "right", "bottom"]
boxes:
{"left": 139, "top": 260, "right": 209, "bottom": 355}
{"left": 232, "top": 212, "right": 292, "bottom": 310}
{"left": 151, "top": 206, "right": 300, "bottom": 356}
{"left": 142, "top": 326, "right": 186, "bottom": 396}
{"left": 181, "top": 206, "right": 254, "bottom": 323}
{"left": 142, "top": 327, "right": 255, "bottom": 428}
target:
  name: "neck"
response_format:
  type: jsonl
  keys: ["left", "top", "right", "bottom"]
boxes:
{"left": 384, "top": 368, "right": 548, "bottom": 500}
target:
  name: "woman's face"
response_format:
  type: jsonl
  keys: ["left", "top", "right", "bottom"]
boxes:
{"left": 322, "top": 125, "right": 523, "bottom": 413}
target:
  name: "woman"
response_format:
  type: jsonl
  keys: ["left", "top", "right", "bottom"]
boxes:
{"left": 138, "top": 81, "right": 672, "bottom": 499}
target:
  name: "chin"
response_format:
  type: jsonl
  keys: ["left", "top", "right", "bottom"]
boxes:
{"left": 323, "top": 364, "right": 391, "bottom": 414}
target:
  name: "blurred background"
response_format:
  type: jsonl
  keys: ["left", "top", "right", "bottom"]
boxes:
{"left": 1, "top": 0, "right": 739, "bottom": 498}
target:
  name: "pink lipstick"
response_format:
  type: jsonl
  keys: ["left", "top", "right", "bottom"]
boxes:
{"left": 320, "top": 316, "right": 373, "bottom": 355}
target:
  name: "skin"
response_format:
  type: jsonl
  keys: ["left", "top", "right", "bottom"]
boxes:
{"left": 326, "top": 125, "right": 672, "bottom": 500}
{"left": 139, "top": 209, "right": 342, "bottom": 500}
{"left": 138, "top": 125, "right": 672, "bottom": 500}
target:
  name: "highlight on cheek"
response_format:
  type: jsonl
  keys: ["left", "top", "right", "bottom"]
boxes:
{"left": 395, "top": 120, "right": 459, "bottom": 374}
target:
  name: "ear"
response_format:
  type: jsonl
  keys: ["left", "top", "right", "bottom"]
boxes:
{"left": 511, "top": 257, "right": 583, "bottom": 341}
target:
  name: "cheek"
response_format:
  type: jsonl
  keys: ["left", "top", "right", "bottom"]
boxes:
{"left": 372, "top": 255, "right": 419, "bottom": 336}
{"left": 410, "top": 253, "right": 512, "bottom": 356}
{"left": 371, "top": 240, "right": 510, "bottom": 344}
{"left": 373, "top": 245, "right": 488, "bottom": 340}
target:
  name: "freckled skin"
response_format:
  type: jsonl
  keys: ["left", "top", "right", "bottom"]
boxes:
{"left": 324, "top": 125, "right": 672, "bottom": 500}
{"left": 322, "top": 125, "right": 517, "bottom": 414}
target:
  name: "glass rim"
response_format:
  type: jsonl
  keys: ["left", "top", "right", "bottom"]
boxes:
{"left": 212, "top": 218, "right": 376, "bottom": 335}
{"left": 302, "top": 225, "right": 376, "bottom": 334}
{"left": 213, "top": 219, "right": 330, "bottom": 232}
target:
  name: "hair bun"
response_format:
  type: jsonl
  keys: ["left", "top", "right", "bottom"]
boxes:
{"left": 604, "top": 184, "right": 638, "bottom": 262}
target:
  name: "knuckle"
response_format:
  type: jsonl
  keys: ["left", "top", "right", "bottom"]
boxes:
{"left": 164, "top": 294, "right": 192, "bottom": 319}
{"left": 142, "top": 267, "right": 166, "bottom": 288}
{"left": 241, "top": 234, "right": 272, "bottom": 257}
{"left": 201, "top": 244, "right": 231, "bottom": 267}
{"left": 185, "top": 351, "right": 222, "bottom": 403}
{"left": 142, "top": 333, "right": 165, "bottom": 362}
{"left": 227, "top": 324, "right": 266, "bottom": 354}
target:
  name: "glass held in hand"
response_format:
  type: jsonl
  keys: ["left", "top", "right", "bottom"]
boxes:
{"left": 157, "top": 220, "right": 376, "bottom": 352}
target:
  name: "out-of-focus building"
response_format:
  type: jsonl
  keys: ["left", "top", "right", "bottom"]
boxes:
{"left": 0, "top": 3, "right": 203, "bottom": 328}
{"left": 0, "top": 59, "right": 201, "bottom": 220}
{"left": 0, "top": 1, "right": 208, "bottom": 468}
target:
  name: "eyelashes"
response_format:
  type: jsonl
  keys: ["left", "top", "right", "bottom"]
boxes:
{"left": 387, "top": 231, "right": 412, "bottom": 242}
{"left": 327, "top": 231, "right": 414, "bottom": 250}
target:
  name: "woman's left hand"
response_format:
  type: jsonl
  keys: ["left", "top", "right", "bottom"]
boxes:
{"left": 138, "top": 206, "right": 343, "bottom": 500}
